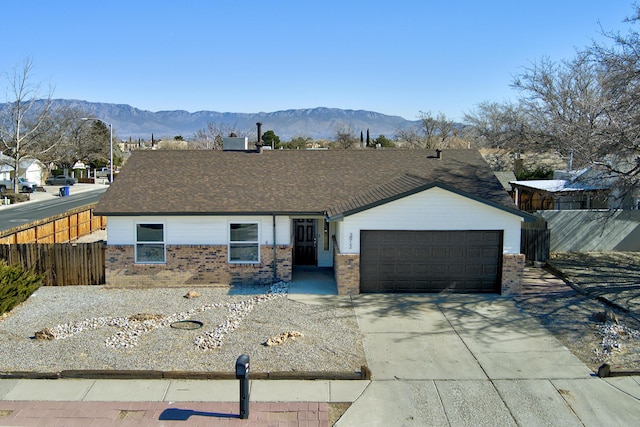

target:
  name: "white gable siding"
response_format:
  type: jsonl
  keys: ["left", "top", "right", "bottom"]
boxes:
{"left": 336, "top": 187, "right": 523, "bottom": 254}
{"left": 107, "top": 215, "right": 290, "bottom": 245}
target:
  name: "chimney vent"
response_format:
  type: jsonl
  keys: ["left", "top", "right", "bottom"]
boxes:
{"left": 256, "top": 122, "right": 263, "bottom": 145}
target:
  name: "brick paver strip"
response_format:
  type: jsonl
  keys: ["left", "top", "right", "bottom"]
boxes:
{"left": 0, "top": 400, "right": 329, "bottom": 426}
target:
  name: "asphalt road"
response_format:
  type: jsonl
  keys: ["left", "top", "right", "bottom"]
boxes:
{"left": 0, "top": 187, "right": 106, "bottom": 233}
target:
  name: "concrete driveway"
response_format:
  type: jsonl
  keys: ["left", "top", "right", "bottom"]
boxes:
{"left": 336, "top": 294, "right": 640, "bottom": 427}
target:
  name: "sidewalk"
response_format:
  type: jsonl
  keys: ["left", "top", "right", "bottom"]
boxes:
{"left": 0, "top": 379, "right": 367, "bottom": 426}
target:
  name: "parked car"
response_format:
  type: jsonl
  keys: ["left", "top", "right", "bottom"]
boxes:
{"left": 96, "top": 167, "right": 110, "bottom": 178}
{"left": 0, "top": 177, "right": 37, "bottom": 193}
{"left": 45, "top": 175, "right": 77, "bottom": 186}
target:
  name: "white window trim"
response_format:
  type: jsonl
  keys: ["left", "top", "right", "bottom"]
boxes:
{"left": 228, "top": 221, "right": 260, "bottom": 264}
{"left": 135, "top": 222, "right": 166, "bottom": 264}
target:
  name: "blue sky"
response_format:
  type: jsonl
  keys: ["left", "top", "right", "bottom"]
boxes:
{"left": 0, "top": 1, "right": 634, "bottom": 121}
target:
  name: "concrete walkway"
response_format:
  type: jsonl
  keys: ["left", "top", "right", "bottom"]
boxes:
{"left": 1, "top": 268, "right": 639, "bottom": 426}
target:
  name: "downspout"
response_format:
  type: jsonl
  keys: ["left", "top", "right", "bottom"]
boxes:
{"left": 272, "top": 215, "right": 277, "bottom": 283}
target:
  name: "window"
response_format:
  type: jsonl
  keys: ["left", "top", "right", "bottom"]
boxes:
{"left": 135, "top": 223, "right": 165, "bottom": 263}
{"left": 229, "top": 223, "right": 259, "bottom": 263}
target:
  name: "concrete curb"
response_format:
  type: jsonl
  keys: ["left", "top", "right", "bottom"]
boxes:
{"left": 544, "top": 263, "right": 588, "bottom": 295}
{"left": 0, "top": 366, "right": 371, "bottom": 381}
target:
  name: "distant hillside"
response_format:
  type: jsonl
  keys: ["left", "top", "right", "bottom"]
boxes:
{"left": 39, "top": 99, "right": 420, "bottom": 141}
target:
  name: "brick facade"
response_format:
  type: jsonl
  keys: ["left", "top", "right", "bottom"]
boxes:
{"left": 500, "top": 253, "right": 526, "bottom": 295}
{"left": 105, "top": 245, "right": 292, "bottom": 287}
{"left": 106, "top": 244, "right": 525, "bottom": 295}
{"left": 333, "top": 239, "right": 360, "bottom": 295}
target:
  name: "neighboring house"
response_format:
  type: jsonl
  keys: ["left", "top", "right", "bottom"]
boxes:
{"left": 0, "top": 153, "right": 46, "bottom": 186}
{"left": 493, "top": 171, "right": 517, "bottom": 197}
{"left": 95, "top": 148, "right": 534, "bottom": 295}
{"left": 509, "top": 167, "right": 627, "bottom": 212}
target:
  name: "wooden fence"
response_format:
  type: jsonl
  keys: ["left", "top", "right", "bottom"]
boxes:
{"left": 0, "top": 242, "right": 105, "bottom": 286}
{"left": 0, "top": 203, "right": 107, "bottom": 286}
{"left": 521, "top": 217, "right": 550, "bottom": 262}
{"left": 0, "top": 203, "right": 106, "bottom": 244}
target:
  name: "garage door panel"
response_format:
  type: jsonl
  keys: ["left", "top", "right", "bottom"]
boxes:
{"left": 411, "top": 263, "right": 432, "bottom": 275}
{"left": 360, "top": 230, "right": 502, "bottom": 293}
{"left": 428, "top": 264, "right": 451, "bottom": 276}
{"left": 466, "top": 247, "right": 482, "bottom": 258}
{"left": 484, "top": 247, "right": 501, "bottom": 258}
{"left": 430, "top": 247, "right": 449, "bottom": 258}
{"left": 464, "top": 265, "right": 482, "bottom": 275}
{"left": 449, "top": 248, "right": 465, "bottom": 258}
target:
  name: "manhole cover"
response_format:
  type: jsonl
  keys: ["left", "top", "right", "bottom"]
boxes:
{"left": 170, "top": 320, "right": 203, "bottom": 330}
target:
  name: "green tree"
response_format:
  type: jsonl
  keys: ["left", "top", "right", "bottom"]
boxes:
{"left": 282, "top": 136, "right": 311, "bottom": 149}
{"left": 85, "top": 120, "right": 112, "bottom": 167}
{"left": 373, "top": 134, "right": 395, "bottom": 147}
{"left": 261, "top": 130, "right": 280, "bottom": 148}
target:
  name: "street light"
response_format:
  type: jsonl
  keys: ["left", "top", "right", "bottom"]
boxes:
{"left": 81, "top": 117, "right": 113, "bottom": 183}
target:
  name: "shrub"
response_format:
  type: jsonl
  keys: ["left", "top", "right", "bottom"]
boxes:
{"left": 516, "top": 166, "right": 554, "bottom": 181}
{"left": 0, "top": 192, "right": 30, "bottom": 205}
{"left": 0, "top": 261, "right": 44, "bottom": 315}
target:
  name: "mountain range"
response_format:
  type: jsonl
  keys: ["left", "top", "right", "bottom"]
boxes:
{"left": 46, "top": 99, "right": 420, "bottom": 141}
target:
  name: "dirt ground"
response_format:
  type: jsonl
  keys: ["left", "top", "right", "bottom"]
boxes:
{"left": 516, "top": 252, "right": 640, "bottom": 372}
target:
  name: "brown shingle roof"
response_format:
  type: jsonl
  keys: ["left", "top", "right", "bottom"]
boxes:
{"left": 94, "top": 149, "right": 519, "bottom": 217}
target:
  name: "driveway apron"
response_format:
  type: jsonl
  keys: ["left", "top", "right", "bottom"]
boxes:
{"left": 351, "top": 294, "right": 487, "bottom": 380}
{"left": 337, "top": 293, "right": 640, "bottom": 427}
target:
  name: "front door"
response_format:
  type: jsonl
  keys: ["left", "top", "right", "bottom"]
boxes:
{"left": 294, "top": 219, "right": 317, "bottom": 265}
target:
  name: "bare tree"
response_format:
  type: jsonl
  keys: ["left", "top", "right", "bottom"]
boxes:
{"left": 506, "top": 6, "right": 640, "bottom": 208}
{"left": 192, "top": 122, "right": 247, "bottom": 150}
{"left": 586, "top": 9, "right": 640, "bottom": 207}
{"left": 332, "top": 125, "right": 359, "bottom": 149}
{"left": 512, "top": 54, "right": 606, "bottom": 168}
{"left": 394, "top": 127, "right": 423, "bottom": 148}
{"left": 463, "top": 101, "right": 530, "bottom": 152}
{"left": 395, "top": 111, "right": 454, "bottom": 149}
{"left": 0, "top": 58, "right": 54, "bottom": 192}
{"left": 35, "top": 106, "right": 100, "bottom": 171}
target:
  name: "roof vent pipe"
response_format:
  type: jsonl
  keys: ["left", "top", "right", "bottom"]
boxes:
{"left": 436, "top": 149, "right": 442, "bottom": 159}
{"left": 255, "top": 122, "right": 264, "bottom": 153}
{"left": 256, "top": 122, "right": 263, "bottom": 145}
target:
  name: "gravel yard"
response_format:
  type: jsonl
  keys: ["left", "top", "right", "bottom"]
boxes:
{"left": 548, "top": 252, "right": 640, "bottom": 317}
{"left": 1, "top": 251, "right": 639, "bottom": 376}
{"left": 0, "top": 284, "right": 366, "bottom": 375}
{"left": 517, "top": 252, "right": 640, "bottom": 372}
